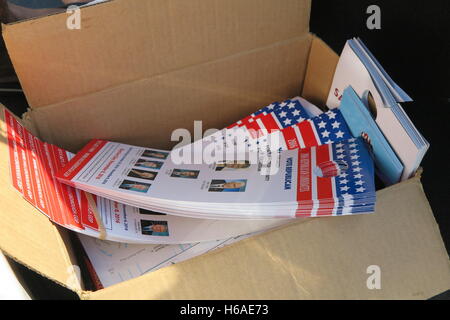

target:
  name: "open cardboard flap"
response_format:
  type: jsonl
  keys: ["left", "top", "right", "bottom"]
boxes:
{"left": 23, "top": 34, "right": 312, "bottom": 152}
{"left": 0, "top": 0, "right": 449, "bottom": 299}
{"left": 2, "top": 0, "right": 311, "bottom": 108}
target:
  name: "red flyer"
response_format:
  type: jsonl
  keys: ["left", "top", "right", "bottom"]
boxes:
{"left": 14, "top": 117, "right": 35, "bottom": 206}
{"left": 53, "top": 145, "right": 84, "bottom": 230}
{"left": 42, "top": 142, "right": 65, "bottom": 226}
{"left": 24, "top": 129, "right": 48, "bottom": 216}
{"left": 4, "top": 110, "right": 23, "bottom": 194}
{"left": 34, "top": 137, "right": 57, "bottom": 222}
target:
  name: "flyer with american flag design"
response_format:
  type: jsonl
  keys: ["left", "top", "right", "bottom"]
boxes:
{"left": 55, "top": 134, "right": 375, "bottom": 220}
{"left": 4, "top": 108, "right": 291, "bottom": 244}
{"left": 5, "top": 92, "right": 377, "bottom": 243}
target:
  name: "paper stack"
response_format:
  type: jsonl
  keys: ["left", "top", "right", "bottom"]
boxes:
{"left": 327, "top": 38, "right": 429, "bottom": 184}
{"left": 5, "top": 38, "right": 427, "bottom": 252}
{"left": 4, "top": 109, "right": 291, "bottom": 244}
{"left": 55, "top": 136, "right": 376, "bottom": 220}
{"left": 5, "top": 93, "right": 377, "bottom": 244}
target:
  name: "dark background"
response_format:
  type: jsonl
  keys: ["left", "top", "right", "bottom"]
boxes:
{"left": 310, "top": 0, "right": 450, "bottom": 251}
{"left": 313, "top": 0, "right": 450, "bottom": 300}
{"left": 0, "top": 0, "right": 449, "bottom": 299}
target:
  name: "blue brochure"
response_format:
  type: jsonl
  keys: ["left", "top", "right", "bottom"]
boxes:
{"left": 339, "top": 86, "right": 404, "bottom": 185}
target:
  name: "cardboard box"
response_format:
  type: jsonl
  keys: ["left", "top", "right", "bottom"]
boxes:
{"left": 0, "top": 0, "right": 449, "bottom": 299}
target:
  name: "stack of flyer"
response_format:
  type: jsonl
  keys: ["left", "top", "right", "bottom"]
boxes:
{"left": 5, "top": 93, "right": 377, "bottom": 244}
{"left": 327, "top": 37, "right": 429, "bottom": 184}
{"left": 4, "top": 38, "right": 427, "bottom": 288}
{"left": 55, "top": 136, "right": 376, "bottom": 220}
{"left": 4, "top": 109, "right": 291, "bottom": 244}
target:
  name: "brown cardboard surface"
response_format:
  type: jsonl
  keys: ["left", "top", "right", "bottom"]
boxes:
{"left": 2, "top": 0, "right": 311, "bottom": 108}
{"left": 0, "top": 105, "right": 82, "bottom": 292}
{"left": 27, "top": 35, "right": 312, "bottom": 152}
{"left": 85, "top": 175, "right": 450, "bottom": 300}
{"left": 302, "top": 36, "right": 339, "bottom": 107}
{"left": 0, "top": 0, "right": 448, "bottom": 300}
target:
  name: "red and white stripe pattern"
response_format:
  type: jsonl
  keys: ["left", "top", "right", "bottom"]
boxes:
{"left": 314, "top": 160, "right": 347, "bottom": 178}
{"left": 296, "top": 143, "right": 340, "bottom": 217}
{"left": 230, "top": 110, "right": 353, "bottom": 156}
{"left": 4, "top": 109, "right": 99, "bottom": 232}
{"left": 281, "top": 119, "right": 322, "bottom": 149}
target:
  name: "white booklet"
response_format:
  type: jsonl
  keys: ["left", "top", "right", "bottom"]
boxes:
{"left": 326, "top": 38, "right": 429, "bottom": 181}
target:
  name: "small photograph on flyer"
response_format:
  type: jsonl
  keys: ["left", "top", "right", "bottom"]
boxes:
{"left": 170, "top": 169, "right": 200, "bottom": 179}
{"left": 141, "top": 220, "right": 169, "bottom": 236}
{"left": 138, "top": 208, "right": 167, "bottom": 216}
{"left": 208, "top": 179, "right": 247, "bottom": 192}
{"left": 141, "top": 149, "right": 169, "bottom": 160}
{"left": 119, "top": 179, "right": 151, "bottom": 193}
{"left": 127, "top": 168, "right": 158, "bottom": 181}
{"left": 214, "top": 160, "right": 251, "bottom": 171}
{"left": 134, "top": 158, "right": 163, "bottom": 170}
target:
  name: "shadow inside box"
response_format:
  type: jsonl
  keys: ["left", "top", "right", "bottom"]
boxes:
{"left": 6, "top": 257, "right": 79, "bottom": 300}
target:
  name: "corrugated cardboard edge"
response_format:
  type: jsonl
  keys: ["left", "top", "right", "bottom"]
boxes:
{"left": 0, "top": 105, "right": 84, "bottom": 294}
